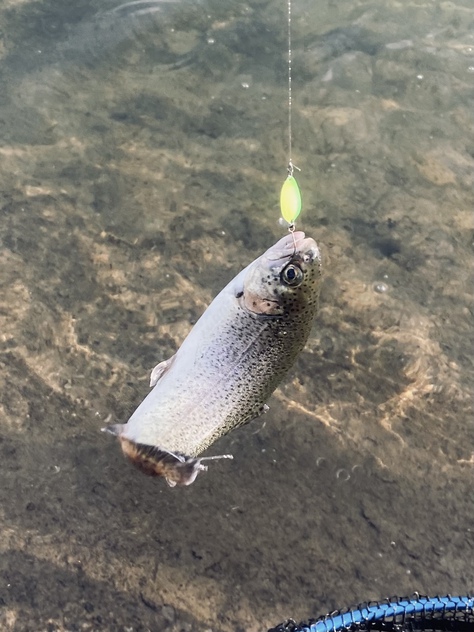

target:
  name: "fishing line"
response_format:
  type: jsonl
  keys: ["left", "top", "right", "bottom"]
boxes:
{"left": 280, "top": 0, "right": 302, "bottom": 246}
{"left": 287, "top": 0, "right": 293, "bottom": 172}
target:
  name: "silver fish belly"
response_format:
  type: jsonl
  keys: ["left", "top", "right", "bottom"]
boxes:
{"left": 104, "top": 231, "right": 322, "bottom": 486}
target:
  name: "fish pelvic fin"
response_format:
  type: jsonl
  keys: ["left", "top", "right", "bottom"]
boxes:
{"left": 149, "top": 354, "right": 176, "bottom": 387}
{"left": 101, "top": 423, "right": 126, "bottom": 436}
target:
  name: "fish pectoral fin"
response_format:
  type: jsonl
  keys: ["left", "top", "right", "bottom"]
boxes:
{"left": 149, "top": 354, "right": 176, "bottom": 387}
{"left": 254, "top": 403, "right": 269, "bottom": 419}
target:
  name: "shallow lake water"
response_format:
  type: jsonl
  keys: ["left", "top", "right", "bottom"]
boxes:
{"left": 0, "top": 0, "right": 473, "bottom": 630}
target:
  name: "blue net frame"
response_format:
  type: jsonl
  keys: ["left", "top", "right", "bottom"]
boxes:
{"left": 269, "top": 594, "right": 474, "bottom": 632}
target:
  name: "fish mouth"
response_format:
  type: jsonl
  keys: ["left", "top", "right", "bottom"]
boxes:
{"left": 264, "top": 230, "right": 321, "bottom": 269}
{"left": 266, "top": 231, "right": 320, "bottom": 267}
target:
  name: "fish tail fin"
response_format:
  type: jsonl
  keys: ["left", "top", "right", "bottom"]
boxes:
{"left": 120, "top": 438, "right": 209, "bottom": 487}
{"left": 101, "top": 423, "right": 126, "bottom": 436}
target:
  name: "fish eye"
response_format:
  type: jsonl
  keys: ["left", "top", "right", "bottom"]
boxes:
{"left": 282, "top": 264, "right": 303, "bottom": 286}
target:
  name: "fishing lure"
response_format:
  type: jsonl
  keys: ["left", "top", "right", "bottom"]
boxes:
{"left": 280, "top": 170, "right": 302, "bottom": 226}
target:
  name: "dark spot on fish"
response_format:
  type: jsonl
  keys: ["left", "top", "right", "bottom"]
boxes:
{"left": 235, "top": 291, "right": 243, "bottom": 298}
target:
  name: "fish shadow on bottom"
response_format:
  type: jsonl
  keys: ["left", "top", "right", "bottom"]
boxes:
{"left": 0, "top": 549, "right": 202, "bottom": 632}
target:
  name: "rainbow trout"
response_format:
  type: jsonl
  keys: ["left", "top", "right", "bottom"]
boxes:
{"left": 104, "top": 231, "right": 321, "bottom": 486}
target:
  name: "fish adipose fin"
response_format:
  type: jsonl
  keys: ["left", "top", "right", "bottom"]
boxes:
{"left": 119, "top": 438, "right": 232, "bottom": 487}
{"left": 149, "top": 354, "right": 176, "bottom": 387}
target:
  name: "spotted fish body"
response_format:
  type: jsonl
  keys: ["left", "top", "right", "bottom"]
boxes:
{"left": 105, "top": 231, "right": 321, "bottom": 486}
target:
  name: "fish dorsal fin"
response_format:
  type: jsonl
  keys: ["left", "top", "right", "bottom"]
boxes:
{"left": 149, "top": 354, "right": 176, "bottom": 387}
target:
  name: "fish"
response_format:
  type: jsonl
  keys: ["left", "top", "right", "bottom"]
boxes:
{"left": 305, "top": 26, "right": 385, "bottom": 65}
{"left": 56, "top": 0, "right": 195, "bottom": 67}
{"left": 104, "top": 231, "right": 322, "bottom": 487}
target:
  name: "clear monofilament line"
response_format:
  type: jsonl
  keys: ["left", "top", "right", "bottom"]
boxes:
{"left": 280, "top": 0, "right": 302, "bottom": 229}
{"left": 287, "top": 0, "right": 293, "bottom": 175}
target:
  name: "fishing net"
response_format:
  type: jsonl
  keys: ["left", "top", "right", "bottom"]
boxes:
{"left": 268, "top": 595, "right": 474, "bottom": 632}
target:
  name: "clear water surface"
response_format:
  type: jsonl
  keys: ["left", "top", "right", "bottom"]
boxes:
{"left": 0, "top": 0, "right": 473, "bottom": 630}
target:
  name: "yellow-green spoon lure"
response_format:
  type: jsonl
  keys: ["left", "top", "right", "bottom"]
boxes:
{"left": 280, "top": 165, "right": 302, "bottom": 226}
